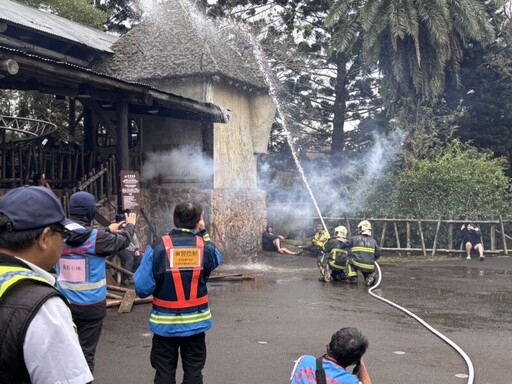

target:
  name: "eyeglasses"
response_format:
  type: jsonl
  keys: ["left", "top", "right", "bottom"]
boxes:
{"left": 50, "top": 225, "right": 70, "bottom": 243}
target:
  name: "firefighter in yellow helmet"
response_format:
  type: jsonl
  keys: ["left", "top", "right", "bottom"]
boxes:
{"left": 346, "top": 220, "right": 381, "bottom": 286}
{"left": 302, "top": 224, "right": 329, "bottom": 258}
{"left": 317, "top": 225, "right": 350, "bottom": 282}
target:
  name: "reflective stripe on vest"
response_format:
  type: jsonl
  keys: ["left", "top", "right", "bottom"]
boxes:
{"left": 351, "top": 246, "right": 375, "bottom": 253}
{"left": 350, "top": 260, "right": 375, "bottom": 270}
{"left": 150, "top": 309, "right": 212, "bottom": 325}
{"left": 0, "top": 266, "right": 52, "bottom": 297}
{"left": 152, "top": 235, "right": 207, "bottom": 309}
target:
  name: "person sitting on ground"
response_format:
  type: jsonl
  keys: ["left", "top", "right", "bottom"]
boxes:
{"left": 461, "top": 223, "right": 485, "bottom": 261}
{"left": 289, "top": 327, "right": 371, "bottom": 384}
{"left": 318, "top": 225, "right": 350, "bottom": 282}
{"left": 346, "top": 220, "right": 380, "bottom": 286}
{"left": 262, "top": 226, "right": 301, "bottom": 255}
{"left": 302, "top": 224, "right": 329, "bottom": 258}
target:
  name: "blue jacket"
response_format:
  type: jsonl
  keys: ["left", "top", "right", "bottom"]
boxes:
{"left": 290, "top": 355, "right": 359, "bottom": 384}
{"left": 134, "top": 228, "right": 222, "bottom": 337}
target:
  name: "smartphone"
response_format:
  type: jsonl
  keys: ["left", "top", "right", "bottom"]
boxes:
{"left": 352, "top": 361, "right": 361, "bottom": 375}
{"left": 115, "top": 214, "right": 124, "bottom": 223}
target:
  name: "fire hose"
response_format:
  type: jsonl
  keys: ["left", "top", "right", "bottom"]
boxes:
{"left": 368, "top": 262, "right": 475, "bottom": 384}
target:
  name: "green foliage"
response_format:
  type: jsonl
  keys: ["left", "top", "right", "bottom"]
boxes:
{"left": 328, "top": 0, "right": 498, "bottom": 101}
{"left": 397, "top": 141, "right": 512, "bottom": 219}
{"left": 445, "top": 23, "right": 512, "bottom": 173}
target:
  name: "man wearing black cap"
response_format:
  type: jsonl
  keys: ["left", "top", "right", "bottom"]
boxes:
{"left": 0, "top": 186, "right": 93, "bottom": 383}
{"left": 55, "top": 191, "right": 137, "bottom": 373}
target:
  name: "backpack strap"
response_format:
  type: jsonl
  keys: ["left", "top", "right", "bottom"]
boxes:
{"left": 315, "top": 357, "right": 327, "bottom": 384}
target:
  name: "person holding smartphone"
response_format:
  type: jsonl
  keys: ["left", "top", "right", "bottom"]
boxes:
{"left": 290, "top": 327, "right": 371, "bottom": 384}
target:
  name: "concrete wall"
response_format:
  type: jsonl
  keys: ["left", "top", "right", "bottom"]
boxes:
{"left": 141, "top": 77, "right": 274, "bottom": 257}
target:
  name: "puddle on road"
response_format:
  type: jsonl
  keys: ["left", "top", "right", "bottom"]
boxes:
{"left": 217, "top": 262, "right": 311, "bottom": 275}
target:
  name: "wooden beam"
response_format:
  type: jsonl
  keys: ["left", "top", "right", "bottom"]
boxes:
{"left": 0, "top": 59, "right": 19, "bottom": 75}
{"left": 0, "top": 52, "right": 227, "bottom": 122}
{"left": 79, "top": 98, "right": 117, "bottom": 139}
{"left": 431, "top": 217, "right": 442, "bottom": 257}
{"left": 0, "top": 34, "right": 89, "bottom": 67}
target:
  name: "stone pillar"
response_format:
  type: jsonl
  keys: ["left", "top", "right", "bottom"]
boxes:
{"left": 140, "top": 186, "right": 267, "bottom": 261}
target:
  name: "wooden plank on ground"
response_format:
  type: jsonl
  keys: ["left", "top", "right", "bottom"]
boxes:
{"left": 107, "top": 292, "right": 123, "bottom": 300}
{"left": 105, "top": 272, "right": 118, "bottom": 286}
{"left": 210, "top": 273, "right": 255, "bottom": 281}
{"left": 106, "top": 298, "right": 122, "bottom": 308}
{"left": 118, "top": 289, "right": 137, "bottom": 314}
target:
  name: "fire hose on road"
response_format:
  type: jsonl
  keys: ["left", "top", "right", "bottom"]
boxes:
{"left": 368, "top": 262, "right": 475, "bottom": 384}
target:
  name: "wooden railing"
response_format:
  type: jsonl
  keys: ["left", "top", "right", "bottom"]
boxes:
{"left": 267, "top": 206, "right": 512, "bottom": 257}
{"left": 55, "top": 156, "right": 118, "bottom": 217}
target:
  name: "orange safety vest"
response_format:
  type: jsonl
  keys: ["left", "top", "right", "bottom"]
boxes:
{"left": 152, "top": 235, "right": 208, "bottom": 310}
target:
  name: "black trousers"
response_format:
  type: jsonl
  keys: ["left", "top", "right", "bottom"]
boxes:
{"left": 75, "top": 316, "right": 104, "bottom": 373}
{"left": 151, "top": 332, "right": 206, "bottom": 384}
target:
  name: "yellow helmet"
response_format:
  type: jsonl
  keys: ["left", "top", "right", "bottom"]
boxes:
{"left": 334, "top": 226, "right": 348, "bottom": 239}
{"left": 358, "top": 220, "right": 371, "bottom": 232}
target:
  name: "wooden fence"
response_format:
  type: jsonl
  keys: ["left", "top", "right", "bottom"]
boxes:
{"left": 268, "top": 208, "right": 512, "bottom": 257}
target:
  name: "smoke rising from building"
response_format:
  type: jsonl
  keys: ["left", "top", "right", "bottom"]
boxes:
{"left": 141, "top": 145, "right": 214, "bottom": 183}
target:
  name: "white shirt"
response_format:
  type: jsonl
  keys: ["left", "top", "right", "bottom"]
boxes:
{"left": 19, "top": 259, "right": 94, "bottom": 384}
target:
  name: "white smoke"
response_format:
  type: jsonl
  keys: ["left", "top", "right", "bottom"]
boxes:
{"left": 260, "top": 129, "right": 405, "bottom": 219}
{"left": 141, "top": 145, "right": 213, "bottom": 183}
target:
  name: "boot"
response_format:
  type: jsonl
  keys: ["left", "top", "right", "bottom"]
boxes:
{"left": 365, "top": 273, "right": 376, "bottom": 287}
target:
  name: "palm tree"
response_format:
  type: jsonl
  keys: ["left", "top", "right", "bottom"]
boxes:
{"left": 327, "top": 0, "right": 498, "bottom": 100}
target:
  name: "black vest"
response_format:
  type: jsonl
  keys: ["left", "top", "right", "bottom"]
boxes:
{"left": 0, "top": 256, "right": 65, "bottom": 383}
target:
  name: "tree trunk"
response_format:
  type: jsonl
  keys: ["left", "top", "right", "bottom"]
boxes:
{"left": 331, "top": 54, "right": 348, "bottom": 162}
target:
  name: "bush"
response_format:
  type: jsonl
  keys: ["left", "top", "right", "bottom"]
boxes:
{"left": 396, "top": 141, "right": 512, "bottom": 219}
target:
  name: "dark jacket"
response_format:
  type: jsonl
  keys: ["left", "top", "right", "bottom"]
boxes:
{"left": 262, "top": 231, "right": 279, "bottom": 251}
{"left": 346, "top": 234, "right": 381, "bottom": 271}
{"left": 323, "top": 238, "right": 349, "bottom": 270}
{"left": 461, "top": 228, "right": 482, "bottom": 246}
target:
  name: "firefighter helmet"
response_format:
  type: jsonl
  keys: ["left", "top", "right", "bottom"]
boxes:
{"left": 358, "top": 220, "right": 372, "bottom": 232}
{"left": 334, "top": 225, "right": 348, "bottom": 239}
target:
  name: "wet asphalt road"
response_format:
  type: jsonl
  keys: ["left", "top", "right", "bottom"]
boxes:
{"left": 94, "top": 254, "right": 512, "bottom": 384}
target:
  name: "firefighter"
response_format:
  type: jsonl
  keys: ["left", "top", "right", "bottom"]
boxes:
{"left": 346, "top": 220, "right": 380, "bottom": 286}
{"left": 318, "top": 225, "right": 349, "bottom": 282}
{"left": 302, "top": 224, "right": 329, "bottom": 258}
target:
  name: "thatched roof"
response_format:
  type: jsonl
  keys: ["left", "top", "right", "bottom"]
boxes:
{"left": 95, "top": 1, "right": 267, "bottom": 91}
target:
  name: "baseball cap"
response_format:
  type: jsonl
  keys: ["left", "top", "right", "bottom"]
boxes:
{"left": 0, "top": 186, "right": 85, "bottom": 233}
